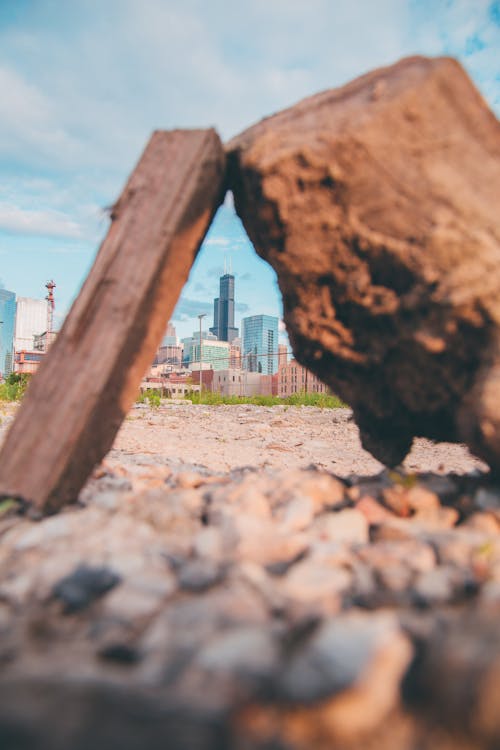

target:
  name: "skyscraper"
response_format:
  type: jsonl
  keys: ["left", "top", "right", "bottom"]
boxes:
{"left": 0, "top": 289, "right": 16, "bottom": 377}
{"left": 242, "top": 315, "right": 279, "bottom": 375}
{"left": 162, "top": 321, "right": 178, "bottom": 346}
{"left": 210, "top": 273, "right": 239, "bottom": 343}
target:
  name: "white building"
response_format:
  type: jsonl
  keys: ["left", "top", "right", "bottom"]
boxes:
{"left": 14, "top": 297, "right": 47, "bottom": 352}
{"left": 212, "top": 369, "right": 265, "bottom": 397}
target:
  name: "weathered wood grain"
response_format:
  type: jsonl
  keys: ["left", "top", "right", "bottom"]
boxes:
{"left": 0, "top": 129, "right": 226, "bottom": 514}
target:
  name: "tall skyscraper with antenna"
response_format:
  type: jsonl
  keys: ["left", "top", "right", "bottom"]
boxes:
{"left": 210, "top": 258, "right": 239, "bottom": 343}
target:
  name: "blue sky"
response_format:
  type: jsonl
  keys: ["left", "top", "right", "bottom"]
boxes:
{"left": 0, "top": 0, "right": 498, "bottom": 341}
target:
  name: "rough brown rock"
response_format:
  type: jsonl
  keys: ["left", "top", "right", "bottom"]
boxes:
{"left": 227, "top": 55, "right": 500, "bottom": 469}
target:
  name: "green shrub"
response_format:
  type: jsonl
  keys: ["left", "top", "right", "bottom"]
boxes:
{"left": 136, "top": 389, "right": 161, "bottom": 408}
{"left": 147, "top": 389, "right": 161, "bottom": 408}
{"left": 0, "top": 373, "right": 32, "bottom": 402}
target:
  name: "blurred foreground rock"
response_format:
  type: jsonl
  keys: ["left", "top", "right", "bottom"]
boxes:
{"left": 2, "top": 435, "right": 500, "bottom": 749}
{"left": 228, "top": 55, "right": 500, "bottom": 470}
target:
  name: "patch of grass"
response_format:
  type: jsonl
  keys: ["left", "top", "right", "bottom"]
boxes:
{"left": 136, "top": 389, "right": 161, "bottom": 408}
{"left": 0, "top": 373, "right": 32, "bottom": 402}
{"left": 185, "top": 390, "right": 347, "bottom": 409}
{"left": 285, "top": 391, "right": 347, "bottom": 409}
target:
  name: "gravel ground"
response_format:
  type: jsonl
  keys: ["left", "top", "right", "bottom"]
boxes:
{"left": 0, "top": 402, "right": 499, "bottom": 750}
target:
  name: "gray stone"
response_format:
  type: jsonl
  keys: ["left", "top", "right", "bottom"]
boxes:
{"left": 431, "top": 529, "right": 489, "bottom": 567}
{"left": 102, "top": 571, "right": 176, "bottom": 620}
{"left": 377, "top": 564, "right": 413, "bottom": 592}
{"left": 414, "top": 566, "right": 460, "bottom": 604}
{"left": 0, "top": 572, "right": 35, "bottom": 606}
{"left": 276, "top": 612, "right": 412, "bottom": 735}
{"left": 475, "top": 487, "right": 500, "bottom": 515}
{"left": 193, "top": 527, "right": 225, "bottom": 561}
{"left": 52, "top": 564, "right": 122, "bottom": 614}
{"left": 177, "top": 559, "right": 225, "bottom": 592}
{"left": 196, "top": 626, "right": 278, "bottom": 679}
{"left": 236, "top": 561, "right": 286, "bottom": 614}
{"left": 357, "top": 539, "right": 436, "bottom": 575}
{"left": 283, "top": 558, "right": 352, "bottom": 608}
{"left": 276, "top": 495, "right": 315, "bottom": 533}
{"left": 13, "top": 516, "right": 70, "bottom": 551}
{"left": 91, "top": 491, "right": 120, "bottom": 511}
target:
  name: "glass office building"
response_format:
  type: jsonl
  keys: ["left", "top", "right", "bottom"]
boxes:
{"left": 0, "top": 289, "right": 16, "bottom": 376}
{"left": 242, "top": 314, "right": 279, "bottom": 375}
{"left": 191, "top": 339, "right": 231, "bottom": 371}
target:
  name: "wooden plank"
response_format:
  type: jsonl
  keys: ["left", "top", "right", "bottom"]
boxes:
{"left": 0, "top": 129, "right": 226, "bottom": 515}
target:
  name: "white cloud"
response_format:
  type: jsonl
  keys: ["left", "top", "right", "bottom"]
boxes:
{"left": 203, "top": 237, "right": 231, "bottom": 248}
{"left": 0, "top": 0, "right": 497, "bottom": 180}
{"left": 0, "top": 175, "right": 109, "bottom": 244}
{"left": 0, "top": 66, "right": 83, "bottom": 166}
{"left": 0, "top": 0, "right": 497, "bottom": 268}
{"left": 0, "top": 0, "right": 416, "bottom": 174}
{"left": 0, "top": 203, "right": 82, "bottom": 238}
{"left": 172, "top": 297, "right": 213, "bottom": 322}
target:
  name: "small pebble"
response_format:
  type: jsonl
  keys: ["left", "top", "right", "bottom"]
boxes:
{"left": 52, "top": 564, "right": 122, "bottom": 614}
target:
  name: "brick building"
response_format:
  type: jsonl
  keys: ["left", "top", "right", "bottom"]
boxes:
{"left": 278, "top": 358, "right": 329, "bottom": 397}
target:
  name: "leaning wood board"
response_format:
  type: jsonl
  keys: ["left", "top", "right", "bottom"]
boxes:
{"left": 0, "top": 129, "right": 226, "bottom": 514}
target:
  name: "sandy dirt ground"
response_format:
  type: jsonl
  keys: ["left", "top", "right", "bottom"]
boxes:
{"left": 111, "top": 402, "right": 487, "bottom": 477}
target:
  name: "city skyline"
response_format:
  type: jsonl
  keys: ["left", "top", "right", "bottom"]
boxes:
{"left": 0, "top": 237, "right": 285, "bottom": 344}
{"left": 0, "top": 261, "right": 283, "bottom": 378}
{"left": 0, "top": 193, "right": 286, "bottom": 343}
{"left": 0, "top": 2, "right": 498, "bottom": 346}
